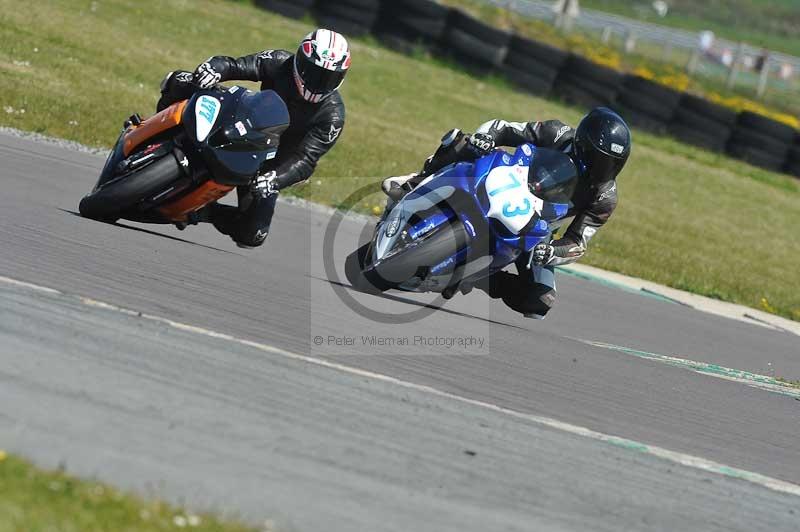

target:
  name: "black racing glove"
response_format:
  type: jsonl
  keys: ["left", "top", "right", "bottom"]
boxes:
{"left": 193, "top": 59, "right": 222, "bottom": 89}
{"left": 465, "top": 133, "right": 495, "bottom": 157}
{"left": 250, "top": 171, "right": 279, "bottom": 198}
{"left": 530, "top": 242, "right": 555, "bottom": 267}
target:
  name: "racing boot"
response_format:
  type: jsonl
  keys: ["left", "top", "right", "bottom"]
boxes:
{"left": 381, "top": 129, "right": 470, "bottom": 201}
{"left": 123, "top": 113, "right": 142, "bottom": 129}
{"left": 174, "top": 208, "right": 212, "bottom": 231}
{"left": 381, "top": 173, "right": 421, "bottom": 201}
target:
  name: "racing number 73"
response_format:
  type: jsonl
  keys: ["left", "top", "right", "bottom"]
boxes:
{"left": 487, "top": 170, "right": 531, "bottom": 218}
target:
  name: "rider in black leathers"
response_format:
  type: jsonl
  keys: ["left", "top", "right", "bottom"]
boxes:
{"left": 157, "top": 29, "right": 350, "bottom": 248}
{"left": 382, "top": 108, "right": 631, "bottom": 318}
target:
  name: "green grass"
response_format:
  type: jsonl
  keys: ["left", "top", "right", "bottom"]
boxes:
{"left": 775, "top": 377, "right": 800, "bottom": 389}
{"left": 0, "top": 0, "right": 799, "bottom": 321}
{"left": 0, "top": 451, "right": 256, "bottom": 532}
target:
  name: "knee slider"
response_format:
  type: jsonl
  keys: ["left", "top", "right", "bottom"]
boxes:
{"left": 234, "top": 226, "right": 269, "bottom": 248}
{"left": 513, "top": 287, "right": 556, "bottom": 317}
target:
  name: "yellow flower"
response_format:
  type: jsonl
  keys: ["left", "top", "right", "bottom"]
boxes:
{"left": 656, "top": 72, "right": 690, "bottom": 91}
{"left": 704, "top": 94, "right": 799, "bottom": 129}
{"left": 633, "top": 66, "right": 655, "bottom": 79}
{"left": 0, "top": 450, "right": 6, "bottom": 462}
{"left": 371, "top": 205, "right": 383, "bottom": 216}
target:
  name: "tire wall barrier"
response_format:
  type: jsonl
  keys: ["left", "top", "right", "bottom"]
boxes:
{"left": 254, "top": 0, "right": 314, "bottom": 20}
{"left": 786, "top": 139, "right": 800, "bottom": 178}
{"left": 554, "top": 54, "right": 624, "bottom": 109}
{"left": 374, "top": 0, "right": 452, "bottom": 54}
{"left": 253, "top": 0, "right": 799, "bottom": 178}
{"left": 443, "top": 10, "right": 511, "bottom": 73}
{"left": 314, "top": 0, "right": 383, "bottom": 37}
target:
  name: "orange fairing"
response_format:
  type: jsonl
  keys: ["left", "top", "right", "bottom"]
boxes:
{"left": 157, "top": 180, "right": 234, "bottom": 222}
{"left": 123, "top": 100, "right": 188, "bottom": 156}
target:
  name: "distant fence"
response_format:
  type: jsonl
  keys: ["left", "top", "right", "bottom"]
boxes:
{"left": 483, "top": 0, "right": 800, "bottom": 98}
{"left": 255, "top": 0, "right": 800, "bottom": 178}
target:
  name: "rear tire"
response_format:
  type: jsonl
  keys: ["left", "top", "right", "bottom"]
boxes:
{"left": 79, "top": 153, "right": 182, "bottom": 221}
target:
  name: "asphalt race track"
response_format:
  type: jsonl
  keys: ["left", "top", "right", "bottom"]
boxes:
{"left": 1, "top": 131, "right": 799, "bottom": 531}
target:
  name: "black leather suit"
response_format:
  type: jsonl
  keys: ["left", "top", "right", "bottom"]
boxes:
{"left": 423, "top": 119, "right": 619, "bottom": 318}
{"left": 158, "top": 49, "right": 346, "bottom": 247}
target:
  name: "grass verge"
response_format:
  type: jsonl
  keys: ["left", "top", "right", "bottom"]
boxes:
{"left": 0, "top": 0, "right": 798, "bottom": 320}
{"left": 776, "top": 377, "right": 800, "bottom": 389}
{"left": 0, "top": 451, "right": 255, "bottom": 532}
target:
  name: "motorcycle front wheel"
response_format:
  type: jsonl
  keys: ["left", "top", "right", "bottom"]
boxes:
{"left": 344, "top": 243, "right": 394, "bottom": 295}
{"left": 79, "top": 152, "right": 183, "bottom": 222}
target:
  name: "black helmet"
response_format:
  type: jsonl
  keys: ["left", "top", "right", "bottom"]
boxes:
{"left": 573, "top": 107, "right": 631, "bottom": 183}
{"left": 293, "top": 29, "right": 351, "bottom": 103}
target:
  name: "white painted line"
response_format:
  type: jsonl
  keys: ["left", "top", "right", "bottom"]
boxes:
{"left": 2, "top": 275, "right": 800, "bottom": 498}
{"left": 0, "top": 275, "right": 62, "bottom": 295}
{"left": 576, "top": 339, "right": 800, "bottom": 399}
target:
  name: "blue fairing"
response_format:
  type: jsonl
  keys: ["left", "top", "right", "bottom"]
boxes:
{"left": 374, "top": 144, "right": 574, "bottom": 290}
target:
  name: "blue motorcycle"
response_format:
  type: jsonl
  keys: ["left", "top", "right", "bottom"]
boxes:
{"left": 345, "top": 144, "right": 579, "bottom": 298}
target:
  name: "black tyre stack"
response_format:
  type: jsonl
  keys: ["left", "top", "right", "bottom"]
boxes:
{"left": 255, "top": 0, "right": 314, "bottom": 20}
{"left": 612, "top": 75, "right": 681, "bottom": 133}
{"left": 785, "top": 135, "right": 800, "bottom": 178}
{"left": 726, "top": 112, "right": 794, "bottom": 172}
{"left": 552, "top": 54, "right": 623, "bottom": 108}
{"left": 313, "top": 0, "right": 382, "bottom": 37}
{"left": 374, "top": 0, "right": 452, "bottom": 54}
{"left": 443, "top": 10, "right": 511, "bottom": 74}
{"left": 667, "top": 93, "right": 737, "bottom": 152}
{"left": 501, "top": 36, "right": 568, "bottom": 97}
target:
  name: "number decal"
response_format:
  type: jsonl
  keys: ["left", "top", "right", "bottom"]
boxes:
{"left": 194, "top": 95, "right": 221, "bottom": 142}
{"left": 484, "top": 164, "right": 543, "bottom": 234}
{"left": 198, "top": 100, "right": 217, "bottom": 123}
{"left": 487, "top": 171, "right": 521, "bottom": 197}
{"left": 503, "top": 198, "right": 531, "bottom": 218}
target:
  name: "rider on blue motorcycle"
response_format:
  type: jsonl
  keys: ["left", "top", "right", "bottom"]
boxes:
{"left": 382, "top": 107, "right": 631, "bottom": 319}
{"left": 156, "top": 29, "right": 350, "bottom": 248}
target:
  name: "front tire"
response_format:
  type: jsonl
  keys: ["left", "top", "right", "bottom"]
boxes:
{"left": 79, "top": 153, "right": 183, "bottom": 221}
{"left": 345, "top": 243, "right": 392, "bottom": 295}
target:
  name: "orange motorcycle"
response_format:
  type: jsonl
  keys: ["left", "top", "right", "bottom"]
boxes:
{"left": 79, "top": 86, "right": 289, "bottom": 224}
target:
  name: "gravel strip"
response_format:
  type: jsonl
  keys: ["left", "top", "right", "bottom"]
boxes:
{"left": 0, "top": 126, "right": 109, "bottom": 157}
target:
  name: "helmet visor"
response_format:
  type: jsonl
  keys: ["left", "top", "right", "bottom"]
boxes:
{"left": 295, "top": 56, "right": 346, "bottom": 97}
{"left": 575, "top": 137, "right": 627, "bottom": 183}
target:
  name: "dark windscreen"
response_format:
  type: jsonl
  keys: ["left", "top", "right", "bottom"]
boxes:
{"left": 236, "top": 90, "right": 290, "bottom": 133}
{"left": 527, "top": 148, "right": 579, "bottom": 204}
{"left": 209, "top": 89, "right": 290, "bottom": 151}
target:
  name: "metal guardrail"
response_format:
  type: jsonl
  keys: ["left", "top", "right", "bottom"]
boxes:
{"left": 482, "top": 0, "right": 800, "bottom": 76}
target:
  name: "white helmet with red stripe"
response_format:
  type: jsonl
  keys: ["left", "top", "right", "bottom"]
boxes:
{"left": 294, "top": 29, "right": 351, "bottom": 103}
